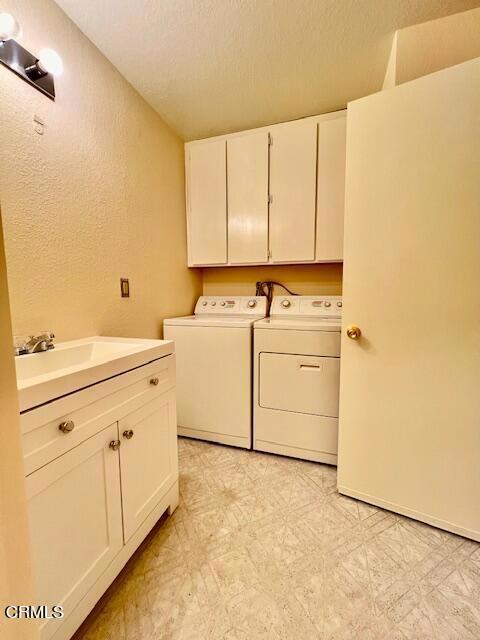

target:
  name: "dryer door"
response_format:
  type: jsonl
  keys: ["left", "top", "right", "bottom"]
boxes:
{"left": 259, "top": 353, "right": 340, "bottom": 418}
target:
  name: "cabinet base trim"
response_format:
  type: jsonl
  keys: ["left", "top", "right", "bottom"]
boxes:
{"left": 254, "top": 440, "right": 337, "bottom": 465}
{"left": 178, "top": 426, "right": 250, "bottom": 449}
{"left": 50, "top": 480, "right": 179, "bottom": 640}
{"left": 337, "top": 484, "right": 480, "bottom": 543}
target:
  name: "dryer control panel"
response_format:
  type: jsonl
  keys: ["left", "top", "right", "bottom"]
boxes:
{"left": 270, "top": 296, "right": 343, "bottom": 319}
{"left": 194, "top": 296, "right": 267, "bottom": 316}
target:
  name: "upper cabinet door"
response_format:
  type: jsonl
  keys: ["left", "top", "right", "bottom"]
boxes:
{"left": 316, "top": 112, "right": 347, "bottom": 262}
{"left": 269, "top": 121, "right": 317, "bottom": 262}
{"left": 227, "top": 132, "right": 269, "bottom": 264}
{"left": 186, "top": 139, "right": 227, "bottom": 266}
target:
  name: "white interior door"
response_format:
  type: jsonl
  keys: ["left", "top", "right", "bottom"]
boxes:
{"left": 269, "top": 121, "right": 317, "bottom": 262}
{"left": 316, "top": 112, "right": 346, "bottom": 262}
{"left": 227, "top": 132, "right": 269, "bottom": 263}
{"left": 338, "top": 59, "right": 480, "bottom": 541}
{"left": 119, "top": 392, "right": 178, "bottom": 542}
{"left": 26, "top": 424, "right": 122, "bottom": 640}
{"left": 187, "top": 139, "right": 227, "bottom": 265}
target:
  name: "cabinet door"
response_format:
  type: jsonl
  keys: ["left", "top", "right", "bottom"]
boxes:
{"left": 269, "top": 121, "right": 317, "bottom": 262}
{"left": 119, "top": 391, "right": 178, "bottom": 542}
{"left": 227, "top": 132, "right": 269, "bottom": 263}
{"left": 316, "top": 112, "right": 347, "bottom": 261}
{"left": 26, "top": 424, "right": 122, "bottom": 640}
{"left": 186, "top": 139, "right": 227, "bottom": 265}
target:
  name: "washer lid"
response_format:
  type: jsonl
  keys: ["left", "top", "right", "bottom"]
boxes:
{"left": 164, "top": 315, "right": 264, "bottom": 328}
{"left": 254, "top": 317, "right": 342, "bottom": 331}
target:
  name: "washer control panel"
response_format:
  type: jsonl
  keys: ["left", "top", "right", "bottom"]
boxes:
{"left": 270, "top": 296, "right": 343, "bottom": 318}
{"left": 194, "top": 296, "right": 267, "bottom": 315}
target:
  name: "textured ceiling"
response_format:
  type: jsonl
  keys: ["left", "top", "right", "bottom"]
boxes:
{"left": 55, "top": 0, "right": 480, "bottom": 140}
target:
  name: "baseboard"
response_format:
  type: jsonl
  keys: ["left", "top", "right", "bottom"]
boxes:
{"left": 337, "top": 484, "right": 480, "bottom": 543}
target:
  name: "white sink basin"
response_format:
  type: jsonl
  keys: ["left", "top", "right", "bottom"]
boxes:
{"left": 16, "top": 336, "right": 174, "bottom": 412}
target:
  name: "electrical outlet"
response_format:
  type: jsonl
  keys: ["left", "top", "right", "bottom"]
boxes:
{"left": 120, "top": 278, "right": 130, "bottom": 298}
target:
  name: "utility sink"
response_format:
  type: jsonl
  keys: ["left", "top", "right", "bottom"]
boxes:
{"left": 16, "top": 336, "right": 174, "bottom": 412}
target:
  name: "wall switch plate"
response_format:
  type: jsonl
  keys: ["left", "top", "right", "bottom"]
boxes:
{"left": 120, "top": 278, "right": 130, "bottom": 298}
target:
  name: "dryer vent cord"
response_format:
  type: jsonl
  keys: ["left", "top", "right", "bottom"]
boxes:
{"left": 255, "top": 280, "right": 299, "bottom": 315}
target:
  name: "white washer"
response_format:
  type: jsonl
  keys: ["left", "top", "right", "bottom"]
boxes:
{"left": 254, "top": 295, "right": 342, "bottom": 464}
{"left": 164, "top": 296, "right": 267, "bottom": 448}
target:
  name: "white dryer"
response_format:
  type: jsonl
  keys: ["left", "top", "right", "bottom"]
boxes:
{"left": 254, "top": 295, "right": 342, "bottom": 464}
{"left": 164, "top": 296, "right": 267, "bottom": 448}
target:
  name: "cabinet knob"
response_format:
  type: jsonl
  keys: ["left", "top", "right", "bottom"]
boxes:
{"left": 123, "top": 429, "right": 134, "bottom": 440}
{"left": 58, "top": 420, "right": 75, "bottom": 433}
{"left": 346, "top": 325, "right": 362, "bottom": 340}
{"left": 150, "top": 377, "right": 159, "bottom": 386}
{"left": 109, "top": 440, "right": 121, "bottom": 451}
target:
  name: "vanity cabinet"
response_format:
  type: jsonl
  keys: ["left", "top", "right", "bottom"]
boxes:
{"left": 21, "top": 355, "right": 178, "bottom": 640}
{"left": 119, "top": 391, "right": 177, "bottom": 542}
{"left": 26, "top": 424, "right": 123, "bottom": 640}
{"left": 185, "top": 109, "right": 347, "bottom": 266}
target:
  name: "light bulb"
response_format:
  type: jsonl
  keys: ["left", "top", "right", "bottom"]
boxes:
{"left": 0, "top": 12, "right": 20, "bottom": 41}
{"left": 37, "top": 48, "right": 63, "bottom": 76}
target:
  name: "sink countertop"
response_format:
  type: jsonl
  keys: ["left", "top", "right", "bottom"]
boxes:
{"left": 16, "top": 336, "right": 174, "bottom": 413}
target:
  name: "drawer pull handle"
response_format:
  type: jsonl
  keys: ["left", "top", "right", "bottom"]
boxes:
{"left": 150, "top": 377, "right": 159, "bottom": 386}
{"left": 123, "top": 429, "right": 134, "bottom": 440}
{"left": 58, "top": 420, "right": 75, "bottom": 433}
{"left": 300, "top": 364, "right": 321, "bottom": 371}
{"left": 109, "top": 440, "right": 121, "bottom": 451}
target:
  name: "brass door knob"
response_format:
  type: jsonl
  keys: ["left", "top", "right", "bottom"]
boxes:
{"left": 109, "top": 440, "right": 121, "bottom": 451}
{"left": 123, "top": 429, "right": 134, "bottom": 440}
{"left": 59, "top": 420, "right": 75, "bottom": 433}
{"left": 346, "top": 325, "right": 362, "bottom": 340}
{"left": 150, "top": 377, "right": 159, "bottom": 386}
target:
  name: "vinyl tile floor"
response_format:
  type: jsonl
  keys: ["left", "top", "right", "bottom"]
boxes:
{"left": 76, "top": 437, "right": 480, "bottom": 640}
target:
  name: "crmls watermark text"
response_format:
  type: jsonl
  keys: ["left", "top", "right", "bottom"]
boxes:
{"left": 4, "top": 605, "right": 64, "bottom": 619}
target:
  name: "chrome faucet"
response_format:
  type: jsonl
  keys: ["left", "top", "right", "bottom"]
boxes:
{"left": 15, "top": 332, "right": 55, "bottom": 355}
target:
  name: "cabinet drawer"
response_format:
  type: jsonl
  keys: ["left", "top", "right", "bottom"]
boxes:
{"left": 21, "top": 355, "right": 175, "bottom": 475}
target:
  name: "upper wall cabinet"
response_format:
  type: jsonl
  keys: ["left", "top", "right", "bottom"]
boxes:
{"left": 227, "top": 132, "right": 269, "bottom": 264}
{"left": 186, "top": 139, "right": 227, "bottom": 266}
{"left": 316, "top": 112, "right": 347, "bottom": 262}
{"left": 185, "top": 110, "right": 347, "bottom": 267}
{"left": 269, "top": 121, "right": 317, "bottom": 262}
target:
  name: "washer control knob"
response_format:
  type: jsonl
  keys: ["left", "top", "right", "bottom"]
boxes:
{"left": 211, "top": 301, "right": 216, "bottom": 306}
{"left": 247, "top": 300, "right": 256, "bottom": 308}
{"left": 202, "top": 301, "right": 208, "bottom": 306}
{"left": 220, "top": 301, "right": 226, "bottom": 307}
{"left": 337, "top": 301, "right": 343, "bottom": 308}
{"left": 281, "top": 299, "right": 291, "bottom": 308}
{"left": 324, "top": 301, "right": 331, "bottom": 308}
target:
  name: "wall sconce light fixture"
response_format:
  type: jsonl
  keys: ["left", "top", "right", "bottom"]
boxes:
{"left": 0, "top": 12, "right": 62, "bottom": 100}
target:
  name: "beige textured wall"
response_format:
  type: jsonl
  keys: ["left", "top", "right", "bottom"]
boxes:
{"left": 202, "top": 264, "right": 343, "bottom": 297}
{"left": 0, "top": 214, "right": 38, "bottom": 640}
{"left": 384, "top": 8, "right": 480, "bottom": 87}
{"left": 0, "top": 0, "right": 201, "bottom": 342}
